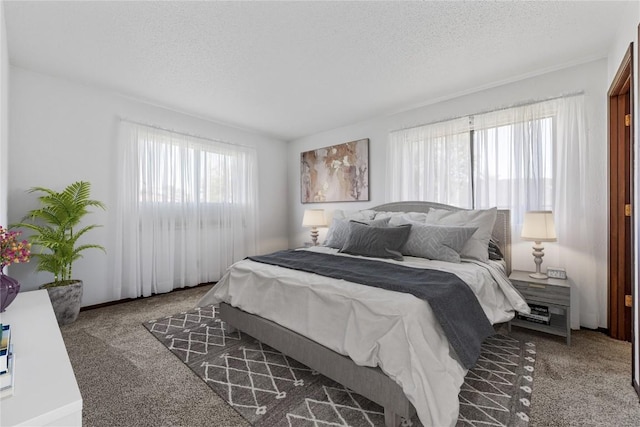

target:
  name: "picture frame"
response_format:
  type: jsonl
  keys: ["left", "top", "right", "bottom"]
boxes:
{"left": 300, "top": 138, "right": 369, "bottom": 203}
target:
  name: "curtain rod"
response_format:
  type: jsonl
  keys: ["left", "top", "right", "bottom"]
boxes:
{"left": 389, "top": 91, "right": 585, "bottom": 134}
{"left": 117, "top": 117, "right": 255, "bottom": 151}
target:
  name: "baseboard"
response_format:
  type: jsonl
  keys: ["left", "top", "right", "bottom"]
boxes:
{"left": 80, "top": 282, "right": 216, "bottom": 312}
{"left": 633, "top": 378, "right": 640, "bottom": 400}
{"left": 577, "top": 325, "right": 610, "bottom": 336}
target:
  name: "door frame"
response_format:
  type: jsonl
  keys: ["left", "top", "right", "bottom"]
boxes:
{"left": 635, "top": 23, "right": 640, "bottom": 399}
{"left": 608, "top": 42, "right": 634, "bottom": 342}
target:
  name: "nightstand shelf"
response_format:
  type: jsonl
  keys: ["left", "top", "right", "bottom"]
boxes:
{"left": 508, "top": 270, "right": 571, "bottom": 345}
{"left": 510, "top": 309, "right": 567, "bottom": 337}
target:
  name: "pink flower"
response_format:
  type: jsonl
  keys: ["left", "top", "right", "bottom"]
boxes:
{"left": 0, "top": 226, "right": 31, "bottom": 270}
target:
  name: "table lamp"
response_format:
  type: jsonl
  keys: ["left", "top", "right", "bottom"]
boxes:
{"left": 521, "top": 211, "right": 557, "bottom": 279}
{"left": 302, "top": 209, "right": 326, "bottom": 246}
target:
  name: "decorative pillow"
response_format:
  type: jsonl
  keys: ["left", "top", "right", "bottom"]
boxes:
{"left": 488, "top": 238, "right": 504, "bottom": 260}
{"left": 387, "top": 212, "right": 430, "bottom": 226}
{"left": 425, "top": 207, "right": 497, "bottom": 262}
{"left": 339, "top": 221, "right": 412, "bottom": 261}
{"left": 402, "top": 224, "right": 478, "bottom": 263}
{"left": 324, "top": 217, "right": 391, "bottom": 249}
{"left": 324, "top": 209, "right": 377, "bottom": 244}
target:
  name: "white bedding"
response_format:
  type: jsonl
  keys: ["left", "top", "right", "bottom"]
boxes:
{"left": 197, "top": 246, "right": 528, "bottom": 427}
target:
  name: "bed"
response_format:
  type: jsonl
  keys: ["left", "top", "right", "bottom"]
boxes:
{"left": 197, "top": 201, "right": 528, "bottom": 427}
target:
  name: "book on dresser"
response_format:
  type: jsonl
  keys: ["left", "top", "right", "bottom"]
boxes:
{"left": 0, "top": 324, "right": 11, "bottom": 374}
{"left": 517, "top": 303, "right": 551, "bottom": 325}
{"left": 0, "top": 344, "right": 15, "bottom": 398}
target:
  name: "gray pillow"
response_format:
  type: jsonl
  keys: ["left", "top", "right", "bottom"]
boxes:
{"left": 323, "top": 210, "right": 377, "bottom": 244}
{"left": 488, "top": 238, "right": 504, "bottom": 260}
{"left": 325, "top": 217, "right": 391, "bottom": 249}
{"left": 339, "top": 221, "right": 412, "bottom": 261}
{"left": 402, "top": 224, "right": 478, "bottom": 263}
{"left": 425, "top": 207, "right": 497, "bottom": 262}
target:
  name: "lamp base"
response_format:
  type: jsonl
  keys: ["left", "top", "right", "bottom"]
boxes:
{"left": 529, "top": 272, "right": 548, "bottom": 280}
{"left": 310, "top": 228, "right": 319, "bottom": 246}
{"left": 530, "top": 241, "right": 547, "bottom": 280}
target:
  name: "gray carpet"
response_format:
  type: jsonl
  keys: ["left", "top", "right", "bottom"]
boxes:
{"left": 143, "top": 305, "right": 535, "bottom": 427}
{"left": 502, "top": 324, "right": 640, "bottom": 426}
{"left": 60, "top": 285, "right": 640, "bottom": 426}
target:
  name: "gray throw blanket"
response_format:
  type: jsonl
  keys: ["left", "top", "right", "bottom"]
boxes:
{"left": 247, "top": 250, "right": 495, "bottom": 369}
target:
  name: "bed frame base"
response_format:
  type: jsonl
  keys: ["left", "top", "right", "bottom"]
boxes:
{"left": 219, "top": 303, "right": 415, "bottom": 427}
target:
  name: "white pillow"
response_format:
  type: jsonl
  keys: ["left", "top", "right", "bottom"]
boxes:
{"left": 385, "top": 212, "right": 430, "bottom": 226}
{"left": 374, "top": 211, "right": 405, "bottom": 220}
{"left": 331, "top": 209, "right": 376, "bottom": 221}
{"left": 425, "top": 207, "right": 497, "bottom": 262}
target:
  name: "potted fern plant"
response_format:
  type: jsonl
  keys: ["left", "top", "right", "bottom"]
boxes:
{"left": 13, "top": 181, "right": 105, "bottom": 325}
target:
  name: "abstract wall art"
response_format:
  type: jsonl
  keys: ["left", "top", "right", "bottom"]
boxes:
{"left": 301, "top": 138, "right": 369, "bottom": 203}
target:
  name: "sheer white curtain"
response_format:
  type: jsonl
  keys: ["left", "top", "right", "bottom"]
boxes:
{"left": 473, "top": 101, "right": 557, "bottom": 228}
{"left": 387, "top": 117, "right": 472, "bottom": 208}
{"left": 113, "top": 121, "right": 258, "bottom": 299}
{"left": 473, "top": 96, "right": 598, "bottom": 328}
{"left": 386, "top": 95, "right": 601, "bottom": 328}
{"left": 552, "top": 96, "right": 601, "bottom": 328}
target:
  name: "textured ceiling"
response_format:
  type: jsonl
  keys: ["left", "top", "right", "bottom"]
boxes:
{"left": 4, "top": 1, "right": 634, "bottom": 141}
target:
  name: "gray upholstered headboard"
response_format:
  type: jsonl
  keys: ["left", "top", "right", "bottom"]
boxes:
{"left": 372, "top": 201, "right": 512, "bottom": 274}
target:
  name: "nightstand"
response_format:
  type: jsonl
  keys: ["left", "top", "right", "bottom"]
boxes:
{"left": 508, "top": 270, "right": 571, "bottom": 345}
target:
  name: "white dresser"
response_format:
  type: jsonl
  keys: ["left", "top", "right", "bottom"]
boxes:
{"left": 0, "top": 290, "right": 82, "bottom": 426}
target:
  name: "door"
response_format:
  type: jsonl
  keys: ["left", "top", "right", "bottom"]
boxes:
{"left": 608, "top": 43, "right": 634, "bottom": 343}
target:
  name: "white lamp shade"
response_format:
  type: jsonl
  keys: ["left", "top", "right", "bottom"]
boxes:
{"left": 302, "top": 209, "right": 326, "bottom": 227}
{"left": 521, "top": 211, "right": 557, "bottom": 242}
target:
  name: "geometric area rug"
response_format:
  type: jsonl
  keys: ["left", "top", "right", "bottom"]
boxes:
{"left": 144, "top": 305, "right": 536, "bottom": 427}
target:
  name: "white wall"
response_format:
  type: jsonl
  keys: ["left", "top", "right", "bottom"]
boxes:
{"left": 0, "top": 2, "right": 8, "bottom": 228}
{"left": 607, "top": 2, "right": 639, "bottom": 82}
{"left": 288, "top": 60, "right": 609, "bottom": 329}
{"left": 7, "top": 67, "right": 289, "bottom": 306}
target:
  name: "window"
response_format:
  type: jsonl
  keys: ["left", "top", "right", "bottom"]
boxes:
{"left": 136, "top": 131, "right": 253, "bottom": 206}
{"left": 388, "top": 100, "right": 557, "bottom": 226}
{"left": 386, "top": 117, "right": 472, "bottom": 208}
{"left": 113, "top": 121, "right": 258, "bottom": 299}
{"left": 473, "top": 115, "right": 555, "bottom": 213}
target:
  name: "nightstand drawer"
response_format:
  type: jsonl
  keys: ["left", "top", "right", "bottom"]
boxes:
{"left": 512, "top": 280, "right": 570, "bottom": 306}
